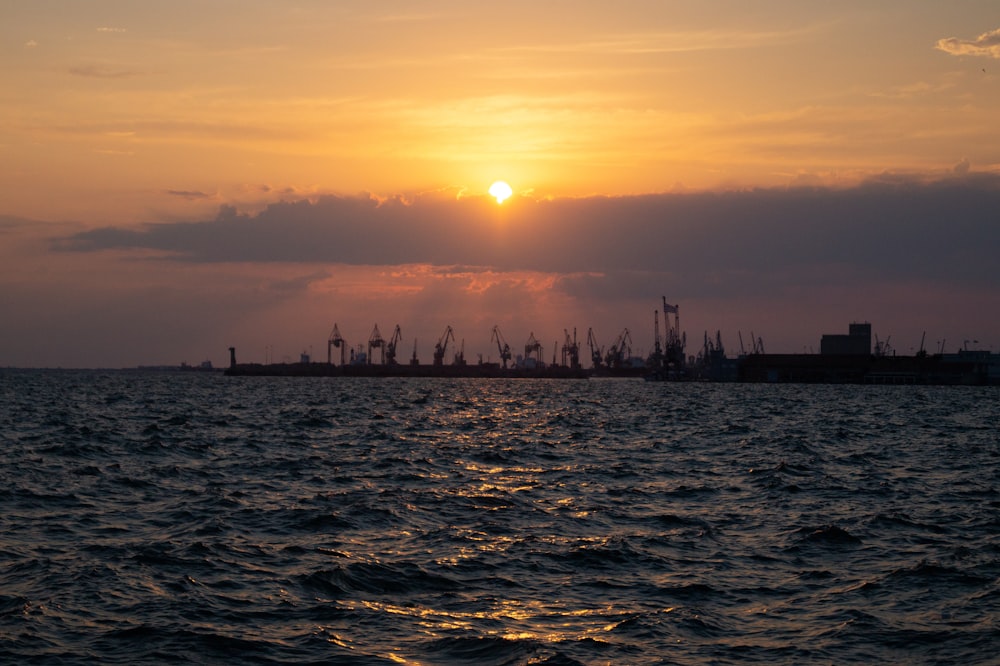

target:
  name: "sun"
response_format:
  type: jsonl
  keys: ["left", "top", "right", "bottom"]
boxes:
{"left": 488, "top": 180, "right": 513, "bottom": 204}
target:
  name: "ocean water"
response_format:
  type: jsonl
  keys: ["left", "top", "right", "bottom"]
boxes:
{"left": 1, "top": 370, "right": 998, "bottom": 665}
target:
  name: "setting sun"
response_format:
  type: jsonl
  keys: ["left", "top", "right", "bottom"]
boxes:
{"left": 488, "top": 181, "right": 513, "bottom": 204}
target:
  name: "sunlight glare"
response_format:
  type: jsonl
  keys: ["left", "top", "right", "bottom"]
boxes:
{"left": 489, "top": 180, "right": 513, "bottom": 204}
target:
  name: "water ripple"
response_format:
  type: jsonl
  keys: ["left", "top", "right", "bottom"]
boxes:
{"left": 1, "top": 370, "right": 998, "bottom": 664}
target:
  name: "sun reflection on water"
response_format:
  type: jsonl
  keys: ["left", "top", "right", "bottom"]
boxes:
{"left": 333, "top": 597, "right": 639, "bottom": 648}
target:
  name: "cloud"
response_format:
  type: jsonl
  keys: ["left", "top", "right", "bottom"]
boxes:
{"left": 25, "top": 39, "right": 38, "bottom": 48}
{"left": 97, "top": 27, "right": 127, "bottom": 33}
{"left": 499, "top": 25, "right": 817, "bottom": 57}
{"left": 935, "top": 27, "right": 1000, "bottom": 58}
{"left": 49, "top": 119, "right": 299, "bottom": 143}
{"left": 68, "top": 64, "right": 143, "bottom": 79}
{"left": 14, "top": 177, "right": 1000, "bottom": 366}
{"left": 54, "top": 176, "right": 1000, "bottom": 304}
{"left": 166, "top": 189, "right": 216, "bottom": 200}
{"left": 0, "top": 215, "right": 34, "bottom": 231}
{"left": 269, "top": 270, "right": 331, "bottom": 294}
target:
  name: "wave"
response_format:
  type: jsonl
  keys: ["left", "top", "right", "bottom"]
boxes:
{"left": 3, "top": 372, "right": 999, "bottom": 664}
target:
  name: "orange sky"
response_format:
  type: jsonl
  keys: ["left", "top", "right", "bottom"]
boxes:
{"left": 2, "top": 2, "right": 999, "bottom": 367}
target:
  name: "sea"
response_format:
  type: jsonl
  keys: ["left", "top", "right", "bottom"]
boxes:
{"left": 1, "top": 369, "right": 998, "bottom": 665}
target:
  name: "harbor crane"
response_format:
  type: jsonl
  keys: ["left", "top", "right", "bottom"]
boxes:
{"left": 605, "top": 328, "right": 633, "bottom": 368}
{"left": 662, "top": 298, "right": 686, "bottom": 368}
{"left": 644, "top": 298, "right": 688, "bottom": 379}
{"left": 561, "top": 328, "right": 581, "bottom": 369}
{"left": 874, "top": 334, "right": 893, "bottom": 357}
{"left": 524, "top": 332, "right": 544, "bottom": 365}
{"left": 491, "top": 325, "right": 512, "bottom": 368}
{"left": 586, "top": 328, "right": 604, "bottom": 369}
{"left": 327, "top": 324, "right": 346, "bottom": 366}
{"left": 701, "top": 330, "right": 725, "bottom": 360}
{"left": 368, "top": 324, "right": 386, "bottom": 365}
{"left": 385, "top": 325, "right": 403, "bottom": 365}
{"left": 647, "top": 310, "right": 664, "bottom": 369}
{"left": 653, "top": 310, "right": 663, "bottom": 357}
{"left": 433, "top": 325, "right": 456, "bottom": 366}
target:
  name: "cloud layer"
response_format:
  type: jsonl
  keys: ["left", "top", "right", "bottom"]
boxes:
{"left": 2, "top": 174, "right": 996, "bottom": 367}
{"left": 58, "top": 175, "right": 1000, "bottom": 299}
{"left": 936, "top": 27, "right": 1000, "bottom": 58}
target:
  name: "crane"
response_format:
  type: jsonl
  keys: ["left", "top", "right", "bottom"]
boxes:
{"left": 653, "top": 310, "right": 662, "bottom": 357}
{"left": 561, "top": 328, "right": 581, "bottom": 369}
{"left": 701, "top": 330, "right": 724, "bottom": 360}
{"left": 327, "top": 324, "right": 346, "bottom": 366}
{"left": 385, "top": 325, "right": 403, "bottom": 365}
{"left": 605, "top": 328, "right": 633, "bottom": 368}
{"left": 662, "top": 298, "right": 686, "bottom": 367}
{"left": 433, "top": 326, "right": 455, "bottom": 366}
{"left": 367, "top": 324, "right": 386, "bottom": 365}
{"left": 645, "top": 309, "right": 665, "bottom": 371}
{"left": 874, "top": 334, "right": 892, "bottom": 357}
{"left": 586, "top": 328, "right": 604, "bottom": 369}
{"left": 524, "top": 332, "right": 544, "bottom": 365}
{"left": 491, "top": 325, "right": 512, "bottom": 368}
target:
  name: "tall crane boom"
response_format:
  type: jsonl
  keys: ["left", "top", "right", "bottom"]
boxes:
{"left": 491, "top": 325, "right": 512, "bottom": 369}
{"left": 586, "top": 328, "right": 604, "bottom": 369}
{"left": 661, "top": 297, "right": 686, "bottom": 370}
{"left": 605, "top": 328, "right": 632, "bottom": 368}
{"left": 561, "top": 328, "right": 581, "bottom": 369}
{"left": 386, "top": 325, "right": 403, "bottom": 365}
{"left": 328, "top": 324, "right": 346, "bottom": 366}
{"left": 653, "top": 310, "right": 662, "bottom": 357}
{"left": 367, "top": 324, "right": 386, "bottom": 365}
{"left": 524, "top": 332, "right": 544, "bottom": 365}
{"left": 433, "top": 326, "right": 455, "bottom": 366}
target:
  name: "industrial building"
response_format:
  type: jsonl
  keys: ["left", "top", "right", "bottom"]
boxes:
{"left": 820, "top": 322, "right": 872, "bottom": 355}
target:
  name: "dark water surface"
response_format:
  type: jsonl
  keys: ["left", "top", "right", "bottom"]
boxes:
{"left": 1, "top": 370, "right": 998, "bottom": 664}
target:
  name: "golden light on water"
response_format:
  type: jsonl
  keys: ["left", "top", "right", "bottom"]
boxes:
{"left": 338, "top": 597, "right": 632, "bottom": 648}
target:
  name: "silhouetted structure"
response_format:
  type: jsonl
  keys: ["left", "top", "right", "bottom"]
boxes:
{"left": 821, "top": 322, "right": 871, "bottom": 355}
{"left": 225, "top": 307, "right": 998, "bottom": 385}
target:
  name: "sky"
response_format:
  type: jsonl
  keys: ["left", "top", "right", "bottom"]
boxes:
{"left": 2, "top": 1, "right": 999, "bottom": 368}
